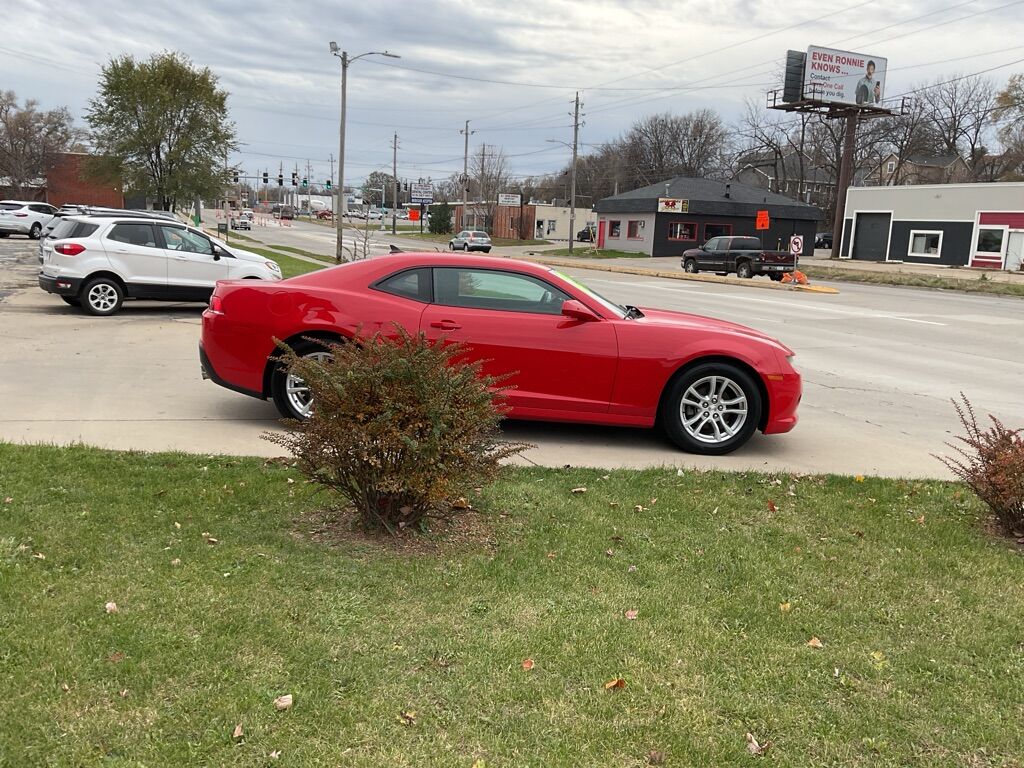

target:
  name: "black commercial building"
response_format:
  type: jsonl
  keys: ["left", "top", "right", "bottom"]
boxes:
{"left": 593, "top": 177, "right": 823, "bottom": 257}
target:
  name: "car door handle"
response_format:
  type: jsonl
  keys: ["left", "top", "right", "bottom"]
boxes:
{"left": 430, "top": 320, "right": 462, "bottom": 331}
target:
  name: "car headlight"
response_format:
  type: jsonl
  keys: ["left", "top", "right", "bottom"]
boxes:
{"left": 265, "top": 261, "right": 281, "bottom": 273}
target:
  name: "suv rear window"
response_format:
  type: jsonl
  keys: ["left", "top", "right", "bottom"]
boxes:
{"left": 0, "top": 203, "right": 20, "bottom": 211}
{"left": 471, "top": 231, "right": 489, "bottom": 238}
{"left": 51, "top": 219, "right": 100, "bottom": 239}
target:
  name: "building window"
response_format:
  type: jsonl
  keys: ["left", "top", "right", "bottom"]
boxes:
{"left": 887, "top": 161, "right": 895, "bottom": 173}
{"left": 703, "top": 223, "right": 732, "bottom": 240}
{"left": 609, "top": 220, "right": 621, "bottom": 238}
{"left": 908, "top": 230, "right": 942, "bottom": 258}
{"left": 546, "top": 220, "right": 557, "bottom": 235}
{"left": 976, "top": 228, "right": 1005, "bottom": 253}
{"left": 627, "top": 220, "right": 643, "bottom": 239}
{"left": 668, "top": 222, "right": 696, "bottom": 241}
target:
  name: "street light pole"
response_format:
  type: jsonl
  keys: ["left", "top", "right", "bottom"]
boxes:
{"left": 329, "top": 43, "right": 399, "bottom": 262}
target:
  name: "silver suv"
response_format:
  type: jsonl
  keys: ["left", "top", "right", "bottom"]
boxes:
{"left": 0, "top": 200, "right": 57, "bottom": 239}
{"left": 448, "top": 230, "right": 492, "bottom": 253}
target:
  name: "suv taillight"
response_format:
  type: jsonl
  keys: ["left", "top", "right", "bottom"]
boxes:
{"left": 54, "top": 243, "right": 86, "bottom": 256}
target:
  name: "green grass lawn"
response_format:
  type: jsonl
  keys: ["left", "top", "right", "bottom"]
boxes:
{"left": 242, "top": 248, "right": 328, "bottom": 279}
{"left": 2, "top": 443, "right": 1022, "bottom": 766}
{"left": 395, "top": 232, "right": 550, "bottom": 248}
{"left": 543, "top": 247, "right": 651, "bottom": 259}
{"left": 801, "top": 266, "right": 1024, "bottom": 298}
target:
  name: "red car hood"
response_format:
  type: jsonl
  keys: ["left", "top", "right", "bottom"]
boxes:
{"left": 635, "top": 307, "right": 794, "bottom": 355}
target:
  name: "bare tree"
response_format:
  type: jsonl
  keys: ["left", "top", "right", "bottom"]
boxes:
{"left": 0, "top": 91, "right": 81, "bottom": 196}
{"left": 918, "top": 75, "right": 998, "bottom": 178}
{"left": 469, "top": 145, "right": 511, "bottom": 228}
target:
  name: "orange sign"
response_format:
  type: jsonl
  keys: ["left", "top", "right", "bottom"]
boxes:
{"left": 408, "top": 208, "right": 420, "bottom": 221}
{"left": 756, "top": 210, "right": 770, "bottom": 230}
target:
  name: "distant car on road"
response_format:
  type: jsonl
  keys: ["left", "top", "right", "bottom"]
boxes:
{"left": 577, "top": 224, "right": 596, "bottom": 242}
{"left": 199, "top": 254, "right": 801, "bottom": 454}
{"left": 0, "top": 200, "right": 57, "bottom": 239}
{"left": 366, "top": 209, "right": 384, "bottom": 220}
{"left": 681, "top": 236, "right": 796, "bottom": 280}
{"left": 449, "top": 230, "right": 492, "bottom": 253}
{"left": 231, "top": 216, "right": 251, "bottom": 230}
{"left": 279, "top": 206, "right": 295, "bottom": 220}
{"left": 815, "top": 232, "right": 833, "bottom": 249}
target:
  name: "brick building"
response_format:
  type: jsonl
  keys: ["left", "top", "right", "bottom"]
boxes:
{"left": 44, "top": 152, "right": 124, "bottom": 208}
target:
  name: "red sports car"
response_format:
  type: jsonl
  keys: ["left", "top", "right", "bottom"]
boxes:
{"left": 200, "top": 254, "right": 800, "bottom": 455}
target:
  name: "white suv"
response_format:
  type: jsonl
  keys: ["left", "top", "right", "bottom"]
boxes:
{"left": 0, "top": 200, "right": 57, "bottom": 239}
{"left": 38, "top": 215, "right": 282, "bottom": 315}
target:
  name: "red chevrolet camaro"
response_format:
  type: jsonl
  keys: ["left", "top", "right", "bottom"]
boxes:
{"left": 200, "top": 254, "right": 800, "bottom": 455}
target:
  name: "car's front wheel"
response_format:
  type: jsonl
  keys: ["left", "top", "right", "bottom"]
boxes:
{"left": 463, "top": 243, "right": 470, "bottom": 252}
{"left": 683, "top": 258, "right": 698, "bottom": 274}
{"left": 271, "top": 340, "right": 334, "bottom": 420}
{"left": 81, "top": 277, "right": 124, "bottom": 316}
{"left": 448, "top": 242, "right": 455, "bottom": 251}
{"left": 661, "top": 362, "right": 761, "bottom": 455}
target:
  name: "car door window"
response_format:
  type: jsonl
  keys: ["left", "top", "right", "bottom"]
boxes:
{"left": 161, "top": 226, "right": 213, "bottom": 255}
{"left": 434, "top": 268, "right": 570, "bottom": 315}
{"left": 107, "top": 223, "right": 158, "bottom": 248}
{"left": 375, "top": 267, "right": 432, "bottom": 302}
{"left": 704, "top": 238, "right": 720, "bottom": 251}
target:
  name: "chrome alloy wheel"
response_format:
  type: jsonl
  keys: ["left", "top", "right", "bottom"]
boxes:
{"left": 679, "top": 375, "right": 748, "bottom": 444}
{"left": 87, "top": 283, "right": 119, "bottom": 312}
{"left": 284, "top": 351, "right": 331, "bottom": 418}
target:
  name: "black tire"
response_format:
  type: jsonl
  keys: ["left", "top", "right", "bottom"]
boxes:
{"left": 768, "top": 273, "right": 783, "bottom": 282}
{"left": 483, "top": 248, "right": 491, "bottom": 254}
{"left": 683, "top": 258, "right": 698, "bottom": 274}
{"left": 61, "top": 296, "right": 82, "bottom": 306}
{"left": 660, "top": 362, "right": 762, "bottom": 455}
{"left": 271, "top": 339, "right": 335, "bottom": 421}
{"left": 81, "top": 276, "right": 124, "bottom": 316}
{"left": 736, "top": 261, "right": 753, "bottom": 279}
{"left": 448, "top": 242, "right": 455, "bottom": 251}
{"left": 0, "top": 232, "right": 8, "bottom": 238}
{"left": 463, "top": 243, "right": 470, "bottom": 252}
{"left": 29, "top": 223, "right": 41, "bottom": 239}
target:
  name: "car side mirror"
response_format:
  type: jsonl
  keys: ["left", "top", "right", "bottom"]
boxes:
{"left": 212, "top": 245, "right": 223, "bottom": 261}
{"left": 561, "top": 299, "right": 599, "bottom": 322}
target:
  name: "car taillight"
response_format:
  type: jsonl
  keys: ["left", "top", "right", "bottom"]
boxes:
{"left": 54, "top": 243, "right": 86, "bottom": 255}
{"left": 209, "top": 295, "right": 224, "bottom": 314}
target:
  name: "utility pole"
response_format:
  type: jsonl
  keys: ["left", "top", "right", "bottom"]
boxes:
{"left": 306, "top": 159, "right": 313, "bottom": 217}
{"left": 568, "top": 91, "right": 581, "bottom": 255}
{"left": 477, "top": 142, "right": 486, "bottom": 230}
{"left": 391, "top": 132, "right": 399, "bottom": 235}
{"left": 460, "top": 120, "right": 474, "bottom": 231}
{"left": 830, "top": 112, "right": 858, "bottom": 260}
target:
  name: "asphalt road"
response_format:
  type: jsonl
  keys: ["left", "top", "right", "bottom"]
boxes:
{"left": 2, "top": 233, "right": 1021, "bottom": 478}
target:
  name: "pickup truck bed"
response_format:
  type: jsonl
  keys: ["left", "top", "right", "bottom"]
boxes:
{"left": 681, "top": 235, "right": 796, "bottom": 280}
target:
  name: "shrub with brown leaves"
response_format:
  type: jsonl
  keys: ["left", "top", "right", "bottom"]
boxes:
{"left": 937, "top": 393, "right": 1024, "bottom": 534}
{"left": 264, "top": 327, "right": 527, "bottom": 534}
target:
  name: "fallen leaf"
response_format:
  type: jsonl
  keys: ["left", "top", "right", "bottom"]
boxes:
{"left": 286, "top": 477, "right": 295, "bottom": 484}
{"left": 605, "top": 549, "right": 615, "bottom": 557}
{"left": 780, "top": 601, "right": 792, "bottom": 614}
{"left": 634, "top": 504, "right": 647, "bottom": 512}
{"left": 108, "top": 651, "right": 125, "bottom": 663}
{"left": 232, "top": 723, "right": 243, "bottom": 741}
{"left": 746, "top": 732, "right": 771, "bottom": 755}
{"left": 521, "top": 658, "right": 535, "bottom": 671}
{"left": 60, "top": 682, "right": 69, "bottom": 692}
{"left": 171, "top": 558, "right": 181, "bottom": 566}
{"left": 648, "top": 750, "right": 667, "bottom": 765}
{"left": 105, "top": 601, "right": 118, "bottom": 614}
{"left": 570, "top": 487, "right": 587, "bottom": 494}
{"left": 471, "top": 760, "right": 486, "bottom": 768}
{"left": 119, "top": 689, "right": 129, "bottom": 698}
{"left": 269, "top": 751, "right": 282, "bottom": 760}
{"left": 273, "top": 694, "right": 293, "bottom": 711}
{"left": 173, "top": 521, "right": 181, "bottom": 529}
{"left": 398, "top": 709, "right": 417, "bottom": 725}
{"left": 3, "top": 497, "right": 11, "bottom": 504}
{"left": 624, "top": 609, "right": 638, "bottom": 620}
{"left": 807, "top": 636, "right": 824, "bottom": 649}
{"left": 649, "top": 498, "right": 657, "bottom": 505}
{"left": 451, "top": 497, "right": 470, "bottom": 509}
{"left": 916, "top": 514, "right": 925, "bottom": 525}
{"left": 767, "top": 500, "right": 778, "bottom": 513}
{"left": 604, "top": 677, "right": 626, "bottom": 690}
{"left": 627, "top": 564, "right": 637, "bottom": 573}
{"left": 546, "top": 552, "right": 557, "bottom": 559}
{"left": 204, "top": 535, "right": 219, "bottom": 545}
{"left": 32, "top": 552, "right": 45, "bottom": 560}
{"left": 855, "top": 475, "right": 865, "bottom": 482}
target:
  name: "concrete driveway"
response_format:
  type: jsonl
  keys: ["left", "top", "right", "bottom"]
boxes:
{"left": 2, "top": 237, "right": 1022, "bottom": 478}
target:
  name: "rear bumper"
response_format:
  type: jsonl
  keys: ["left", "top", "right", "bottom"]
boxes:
{"left": 38, "top": 273, "right": 81, "bottom": 296}
{"left": 752, "top": 263, "right": 796, "bottom": 275}
{"left": 199, "top": 342, "right": 264, "bottom": 400}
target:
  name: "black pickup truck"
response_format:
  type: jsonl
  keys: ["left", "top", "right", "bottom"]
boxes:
{"left": 681, "top": 236, "right": 796, "bottom": 280}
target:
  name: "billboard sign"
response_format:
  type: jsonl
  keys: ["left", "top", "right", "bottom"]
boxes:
{"left": 657, "top": 198, "right": 689, "bottom": 214}
{"left": 498, "top": 193, "right": 521, "bottom": 207}
{"left": 410, "top": 183, "right": 434, "bottom": 204}
{"left": 804, "top": 46, "right": 886, "bottom": 107}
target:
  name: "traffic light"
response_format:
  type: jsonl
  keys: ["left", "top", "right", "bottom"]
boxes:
{"left": 232, "top": 171, "right": 239, "bottom": 183}
{"left": 277, "top": 174, "right": 284, "bottom": 187}
{"left": 325, "top": 179, "right": 332, "bottom": 190}
{"left": 301, "top": 177, "right": 308, "bottom": 188}
{"left": 262, "top": 171, "right": 269, "bottom": 185}
{"left": 403, "top": 182, "right": 409, "bottom": 192}
{"left": 291, "top": 172, "right": 297, "bottom": 186}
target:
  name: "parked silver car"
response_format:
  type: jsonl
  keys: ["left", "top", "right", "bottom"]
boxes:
{"left": 448, "top": 230, "right": 492, "bottom": 253}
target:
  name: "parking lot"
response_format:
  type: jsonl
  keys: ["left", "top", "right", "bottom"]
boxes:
{"left": 2, "top": 234, "right": 1022, "bottom": 478}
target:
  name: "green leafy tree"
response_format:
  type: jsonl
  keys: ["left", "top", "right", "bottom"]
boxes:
{"left": 429, "top": 200, "right": 453, "bottom": 234}
{"left": 361, "top": 170, "right": 395, "bottom": 207}
{"left": 0, "top": 91, "right": 82, "bottom": 196}
{"left": 86, "top": 51, "right": 235, "bottom": 211}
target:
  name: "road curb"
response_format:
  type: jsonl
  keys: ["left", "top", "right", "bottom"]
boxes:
{"left": 526, "top": 257, "right": 841, "bottom": 295}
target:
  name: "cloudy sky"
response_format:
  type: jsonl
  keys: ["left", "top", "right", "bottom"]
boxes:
{"left": 5, "top": 0, "right": 1024, "bottom": 189}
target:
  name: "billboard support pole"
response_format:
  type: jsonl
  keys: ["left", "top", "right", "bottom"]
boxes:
{"left": 830, "top": 112, "right": 858, "bottom": 260}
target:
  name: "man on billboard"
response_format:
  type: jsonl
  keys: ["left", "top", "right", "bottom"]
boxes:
{"left": 856, "top": 60, "right": 882, "bottom": 105}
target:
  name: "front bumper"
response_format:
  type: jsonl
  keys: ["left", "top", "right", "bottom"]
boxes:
{"left": 762, "top": 370, "right": 801, "bottom": 434}
{"left": 38, "top": 273, "right": 82, "bottom": 296}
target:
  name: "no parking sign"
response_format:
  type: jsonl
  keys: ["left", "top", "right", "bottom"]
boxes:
{"left": 789, "top": 235, "right": 804, "bottom": 256}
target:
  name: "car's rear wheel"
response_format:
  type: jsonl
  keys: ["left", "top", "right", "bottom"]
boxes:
{"left": 448, "top": 242, "right": 455, "bottom": 251}
{"left": 736, "top": 261, "right": 753, "bottom": 279}
{"left": 661, "top": 362, "right": 761, "bottom": 455}
{"left": 61, "top": 296, "right": 81, "bottom": 306}
{"left": 683, "top": 258, "right": 698, "bottom": 274}
{"left": 0, "top": 232, "right": 8, "bottom": 238}
{"left": 29, "top": 223, "right": 41, "bottom": 239}
{"left": 81, "top": 277, "right": 124, "bottom": 316}
{"left": 271, "top": 340, "right": 334, "bottom": 420}
{"left": 483, "top": 248, "right": 491, "bottom": 253}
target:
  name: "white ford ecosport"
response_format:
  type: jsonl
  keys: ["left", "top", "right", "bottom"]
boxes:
{"left": 38, "top": 215, "right": 282, "bottom": 315}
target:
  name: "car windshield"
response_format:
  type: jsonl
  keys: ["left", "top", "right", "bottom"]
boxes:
{"left": 549, "top": 268, "right": 626, "bottom": 319}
